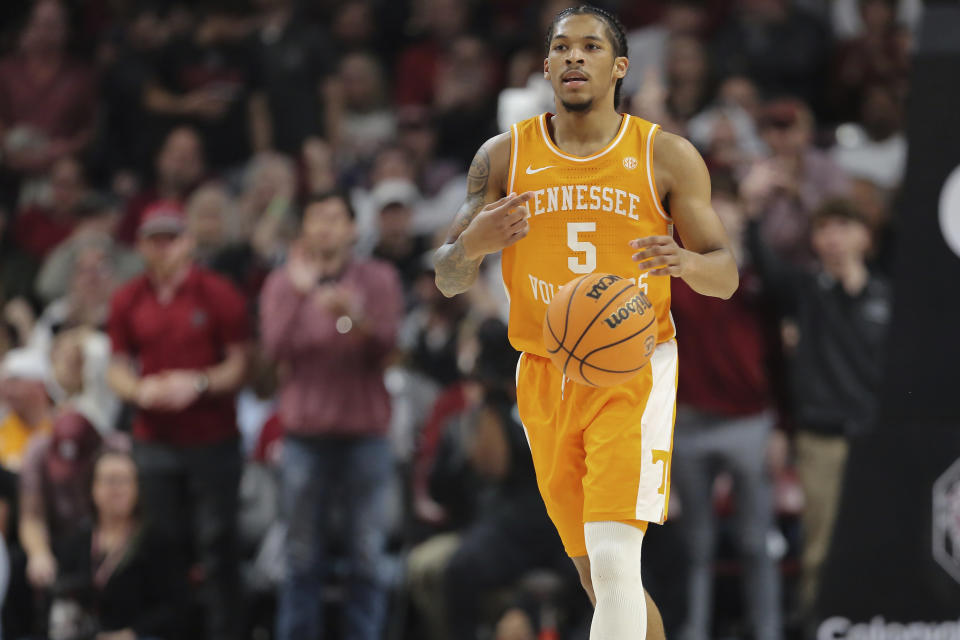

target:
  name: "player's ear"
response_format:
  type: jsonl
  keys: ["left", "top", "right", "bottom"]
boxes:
{"left": 614, "top": 56, "right": 629, "bottom": 80}
{"left": 543, "top": 57, "right": 550, "bottom": 80}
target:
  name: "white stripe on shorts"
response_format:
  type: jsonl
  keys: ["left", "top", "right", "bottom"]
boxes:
{"left": 635, "top": 340, "right": 679, "bottom": 523}
{"left": 514, "top": 352, "right": 532, "bottom": 450}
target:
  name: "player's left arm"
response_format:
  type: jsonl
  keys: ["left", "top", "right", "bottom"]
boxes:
{"left": 631, "top": 131, "right": 739, "bottom": 299}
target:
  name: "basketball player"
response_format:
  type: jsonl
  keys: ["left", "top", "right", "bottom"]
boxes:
{"left": 434, "top": 6, "right": 739, "bottom": 639}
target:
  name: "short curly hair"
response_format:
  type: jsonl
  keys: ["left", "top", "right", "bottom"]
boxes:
{"left": 545, "top": 5, "right": 629, "bottom": 108}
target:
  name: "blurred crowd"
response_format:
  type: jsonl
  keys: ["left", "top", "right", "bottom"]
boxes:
{"left": 0, "top": 0, "right": 911, "bottom": 639}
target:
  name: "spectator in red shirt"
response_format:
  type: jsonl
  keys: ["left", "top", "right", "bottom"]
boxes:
{"left": 106, "top": 202, "right": 250, "bottom": 640}
{"left": 0, "top": 0, "right": 97, "bottom": 177}
{"left": 670, "top": 179, "right": 785, "bottom": 640}
{"left": 260, "top": 190, "right": 403, "bottom": 640}
{"left": 13, "top": 155, "right": 85, "bottom": 260}
{"left": 116, "top": 126, "right": 207, "bottom": 244}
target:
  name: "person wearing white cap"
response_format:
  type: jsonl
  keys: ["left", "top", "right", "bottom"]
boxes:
{"left": 0, "top": 348, "right": 53, "bottom": 472}
{"left": 369, "top": 178, "right": 433, "bottom": 301}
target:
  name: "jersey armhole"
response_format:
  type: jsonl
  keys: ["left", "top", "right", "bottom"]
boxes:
{"left": 645, "top": 124, "right": 671, "bottom": 222}
{"left": 507, "top": 123, "right": 519, "bottom": 195}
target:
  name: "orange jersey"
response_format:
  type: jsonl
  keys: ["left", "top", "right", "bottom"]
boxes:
{"left": 502, "top": 112, "right": 675, "bottom": 358}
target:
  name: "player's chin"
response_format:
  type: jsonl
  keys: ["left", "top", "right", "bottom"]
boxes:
{"left": 560, "top": 96, "right": 594, "bottom": 113}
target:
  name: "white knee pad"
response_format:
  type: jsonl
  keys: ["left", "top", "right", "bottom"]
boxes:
{"left": 585, "top": 521, "right": 647, "bottom": 640}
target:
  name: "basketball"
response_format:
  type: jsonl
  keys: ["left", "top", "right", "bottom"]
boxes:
{"left": 542, "top": 273, "right": 658, "bottom": 387}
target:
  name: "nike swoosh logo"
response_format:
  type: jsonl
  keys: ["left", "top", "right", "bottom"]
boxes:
{"left": 525, "top": 164, "right": 555, "bottom": 175}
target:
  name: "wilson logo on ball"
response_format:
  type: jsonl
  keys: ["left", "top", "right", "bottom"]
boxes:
{"left": 603, "top": 293, "right": 653, "bottom": 329}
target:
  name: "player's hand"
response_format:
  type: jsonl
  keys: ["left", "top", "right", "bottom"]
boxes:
{"left": 461, "top": 192, "right": 533, "bottom": 260}
{"left": 630, "top": 235, "right": 688, "bottom": 277}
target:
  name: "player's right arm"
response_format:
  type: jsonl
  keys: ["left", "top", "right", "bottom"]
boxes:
{"left": 433, "top": 133, "right": 533, "bottom": 297}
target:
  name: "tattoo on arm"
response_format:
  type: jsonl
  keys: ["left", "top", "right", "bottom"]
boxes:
{"left": 434, "top": 144, "right": 492, "bottom": 296}
{"left": 467, "top": 145, "right": 490, "bottom": 196}
{"left": 434, "top": 235, "right": 476, "bottom": 297}
{"left": 448, "top": 144, "right": 490, "bottom": 240}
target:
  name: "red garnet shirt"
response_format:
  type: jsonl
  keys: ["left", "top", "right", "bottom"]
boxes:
{"left": 259, "top": 258, "right": 402, "bottom": 438}
{"left": 670, "top": 269, "right": 778, "bottom": 417}
{"left": 108, "top": 266, "right": 250, "bottom": 446}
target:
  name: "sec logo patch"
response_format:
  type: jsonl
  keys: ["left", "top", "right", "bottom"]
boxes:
{"left": 623, "top": 156, "right": 638, "bottom": 170}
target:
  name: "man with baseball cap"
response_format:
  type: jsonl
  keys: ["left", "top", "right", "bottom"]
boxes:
{"left": 369, "top": 178, "right": 431, "bottom": 299}
{"left": 106, "top": 198, "right": 250, "bottom": 640}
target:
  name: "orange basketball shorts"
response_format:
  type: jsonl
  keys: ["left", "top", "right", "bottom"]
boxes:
{"left": 515, "top": 340, "right": 678, "bottom": 557}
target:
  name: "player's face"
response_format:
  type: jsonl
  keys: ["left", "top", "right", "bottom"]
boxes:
{"left": 545, "top": 14, "right": 627, "bottom": 113}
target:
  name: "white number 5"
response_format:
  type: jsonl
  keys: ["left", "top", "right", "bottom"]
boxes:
{"left": 567, "top": 222, "right": 596, "bottom": 274}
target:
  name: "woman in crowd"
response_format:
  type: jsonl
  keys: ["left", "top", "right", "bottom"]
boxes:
{"left": 51, "top": 449, "right": 187, "bottom": 640}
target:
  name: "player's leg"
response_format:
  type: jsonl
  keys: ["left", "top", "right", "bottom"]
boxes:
{"left": 514, "top": 352, "right": 591, "bottom": 561}
{"left": 584, "top": 521, "right": 647, "bottom": 640}
{"left": 572, "top": 554, "right": 666, "bottom": 640}
{"left": 516, "top": 352, "right": 670, "bottom": 638}
{"left": 571, "top": 555, "right": 596, "bottom": 604}
{"left": 578, "top": 341, "right": 678, "bottom": 640}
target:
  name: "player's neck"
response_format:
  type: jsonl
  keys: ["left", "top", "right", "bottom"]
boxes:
{"left": 550, "top": 105, "right": 623, "bottom": 156}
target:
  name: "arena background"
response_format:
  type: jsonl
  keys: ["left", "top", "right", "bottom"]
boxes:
{"left": 0, "top": 1, "right": 956, "bottom": 640}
